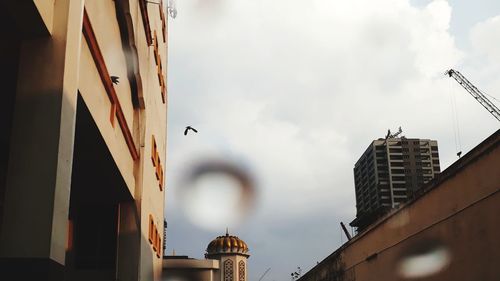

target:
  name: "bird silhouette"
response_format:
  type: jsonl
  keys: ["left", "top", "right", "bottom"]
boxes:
{"left": 184, "top": 126, "right": 198, "bottom": 135}
{"left": 111, "top": 76, "right": 120, "bottom": 85}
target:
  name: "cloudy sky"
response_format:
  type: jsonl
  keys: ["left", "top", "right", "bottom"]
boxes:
{"left": 164, "top": 0, "right": 500, "bottom": 280}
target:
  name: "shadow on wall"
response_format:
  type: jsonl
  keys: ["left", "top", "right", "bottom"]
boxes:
{"left": 66, "top": 95, "right": 138, "bottom": 281}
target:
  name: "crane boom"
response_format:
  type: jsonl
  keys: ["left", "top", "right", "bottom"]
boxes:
{"left": 446, "top": 69, "right": 500, "bottom": 122}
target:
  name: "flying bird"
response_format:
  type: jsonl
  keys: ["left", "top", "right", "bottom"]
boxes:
{"left": 184, "top": 126, "right": 198, "bottom": 136}
{"left": 111, "top": 76, "right": 120, "bottom": 85}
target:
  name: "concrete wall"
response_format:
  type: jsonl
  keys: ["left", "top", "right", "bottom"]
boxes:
{"left": 163, "top": 258, "right": 220, "bottom": 281}
{"left": 33, "top": 0, "right": 55, "bottom": 33}
{"left": 80, "top": 0, "right": 168, "bottom": 280}
{"left": 299, "top": 131, "right": 500, "bottom": 281}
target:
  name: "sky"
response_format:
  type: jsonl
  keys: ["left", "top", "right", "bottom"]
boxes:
{"left": 164, "top": 0, "right": 500, "bottom": 280}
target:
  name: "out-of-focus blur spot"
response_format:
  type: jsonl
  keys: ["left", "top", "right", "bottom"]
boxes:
{"left": 398, "top": 239, "right": 451, "bottom": 279}
{"left": 178, "top": 159, "right": 256, "bottom": 231}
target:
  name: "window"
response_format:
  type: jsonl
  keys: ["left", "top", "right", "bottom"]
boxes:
{"left": 153, "top": 31, "right": 167, "bottom": 104}
{"left": 149, "top": 215, "right": 154, "bottom": 244}
{"left": 151, "top": 136, "right": 157, "bottom": 166}
{"left": 392, "top": 176, "right": 405, "bottom": 181}
{"left": 139, "top": 0, "right": 153, "bottom": 45}
{"left": 224, "top": 260, "right": 234, "bottom": 281}
{"left": 156, "top": 157, "right": 161, "bottom": 180}
{"left": 391, "top": 168, "right": 404, "bottom": 174}
{"left": 238, "top": 261, "right": 245, "bottom": 281}
{"left": 153, "top": 31, "right": 160, "bottom": 66}
{"left": 157, "top": 237, "right": 162, "bottom": 258}
{"left": 153, "top": 228, "right": 159, "bottom": 252}
{"left": 159, "top": 0, "right": 167, "bottom": 42}
{"left": 394, "top": 190, "right": 407, "bottom": 196}
{"left": 159, "top": 166, "right": 164, "bottom": 190}
{"left": 151, "top": 135, "right": 164, "bottom": 191}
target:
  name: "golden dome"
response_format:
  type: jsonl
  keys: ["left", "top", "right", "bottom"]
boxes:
{"left": 206, "top": 230, "right": 249, "bottom": 256}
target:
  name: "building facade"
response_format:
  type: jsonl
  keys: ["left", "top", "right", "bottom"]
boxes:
{"left": 351, "top": 138, "right": 440, "bottom": 231}
{"left": 0, "top": 1, "right": 168, "bottom": 280}
{"left": 299, "top": 130, "right": 500, "bottom": 281}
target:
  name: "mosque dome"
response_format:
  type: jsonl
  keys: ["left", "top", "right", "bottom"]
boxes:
{"left": 206, "top": 230, "right": 249, "bottom": 257}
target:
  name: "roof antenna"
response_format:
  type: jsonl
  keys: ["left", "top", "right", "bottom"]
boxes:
{"left": 226, "top": 227, "right": 229, "bottom": 236}
{"left": 340, "top": 222, "right": 352, "bottom": 241}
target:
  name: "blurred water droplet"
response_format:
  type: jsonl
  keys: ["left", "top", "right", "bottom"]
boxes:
{"left": 179, "top": 159, "right": 256, "bottom": 231}
{"left": 398, "top": 240, "right": 450, "bottom": 279}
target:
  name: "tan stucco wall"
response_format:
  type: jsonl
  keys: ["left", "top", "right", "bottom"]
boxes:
{"left": 85, "top": 0, "right": 135, "bottom": 131}
{"left": 78, "top": 39, "right": 137, "bottom": 194}
{"left": 80, "top": 1, "right": 168, "bottom": 280}
{"left": 299, "top": 134, "right": 500, "bottom": 281}
{"left": 1, "top": 0, "right": 167, "bottom": 280}
{"left": 0, "top": 0, "right": 84, "bottom": 264}
{"left": 33, "top": 0, "right": 55, "bottom": 33}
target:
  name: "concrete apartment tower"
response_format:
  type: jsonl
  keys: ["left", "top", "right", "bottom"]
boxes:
{"left": 350, "top": 137, "right": 441, "bottom": 231}
{"left": 0, "top": 1, "right": 168, "bottom": 281}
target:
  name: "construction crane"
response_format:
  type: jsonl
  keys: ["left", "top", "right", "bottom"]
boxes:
{"left": 446, "top": 69, "right": 500, "bottom": 122}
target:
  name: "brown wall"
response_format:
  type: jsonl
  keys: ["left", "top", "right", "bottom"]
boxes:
{"left": 299, "top": 131, "right": 500, "bottom": 281}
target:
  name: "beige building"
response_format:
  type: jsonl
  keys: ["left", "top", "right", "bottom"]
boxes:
{"left": 0, "top": 1, "right": 168, "bottom": 281}
{"left": 298, "top": 130, "right": 500, "bottom": 281}
{"left": 163, "top": 232, "right": 250, "bottom": 281}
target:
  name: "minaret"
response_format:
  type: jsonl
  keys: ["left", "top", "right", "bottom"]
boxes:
{"left": 205, "top": 231, "right": 250, "bottom": 281}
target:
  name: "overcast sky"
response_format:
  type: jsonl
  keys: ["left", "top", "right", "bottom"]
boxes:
{"left": 164, "top": 0, "right": 500, "bottom": 280}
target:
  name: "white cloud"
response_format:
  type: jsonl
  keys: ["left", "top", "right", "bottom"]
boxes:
{"left": 166, "top": 0, "right": 499, "bottom": 279}
{"left": 470, "top": 15, "right": 500, "bottom": 61}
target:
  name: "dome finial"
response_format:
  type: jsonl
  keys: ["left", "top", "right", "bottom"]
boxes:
{"left": 206, "top": 231, "right": 249, "bottom": 256}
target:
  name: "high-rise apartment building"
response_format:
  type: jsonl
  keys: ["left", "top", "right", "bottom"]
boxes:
{"left": 350, "top": 137, "right": 441, "bottom": 231}
{"left": 0, "top": 1, "right": 168, "bottom": 280}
